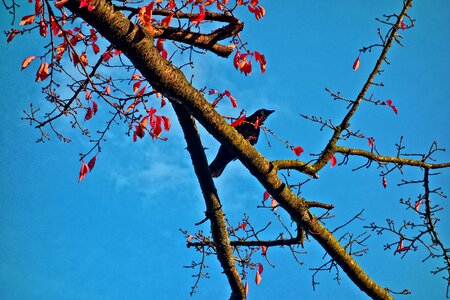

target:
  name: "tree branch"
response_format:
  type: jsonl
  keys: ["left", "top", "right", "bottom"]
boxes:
{"left": 172, "top": 102, "right": 245, "bottom": 299}
{"left": 336, "top": 146, "right": 450, "bottom": 169}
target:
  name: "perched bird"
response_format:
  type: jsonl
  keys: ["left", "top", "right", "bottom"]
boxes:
{"left": 209, "top": 109, "right": 274, "bottom": 177}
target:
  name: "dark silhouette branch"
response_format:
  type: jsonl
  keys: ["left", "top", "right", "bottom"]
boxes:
{"left": 172, "top": 102, "right": 245, "bottom": 299}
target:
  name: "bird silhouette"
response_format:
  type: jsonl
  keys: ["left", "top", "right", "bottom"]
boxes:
{"left": 209, "top": 109, "right": 274, "bottom": 177}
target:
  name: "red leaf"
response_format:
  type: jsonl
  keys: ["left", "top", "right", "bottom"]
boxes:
{"left": 79, "top": 0, "right": 96, "bottom": 11}
{"left": 92, "top": 101, "right": 98, "bottom": 115}
{"left": 20, "top": 14, "right": 36, "bottom": 26}
{"left": 6, "top": 30, "right": 19, "bottom": 43}
{"left": 414, "top": 200, "right": 423, "bottom": 211}
{"left": 84, "top": 107, "right": 93, "bottom": 121}
{"left": 244, "top": 282, "right": 249, "bottom": 296}
{"left": 131, "top": 74, "right": 142, "bottom": 81}
{"left": 390, "top": 105, "right": 398, "bottom": 115}
{"left": 401, "top": 21, "right": 406, "bottom": 30}
{"left": 293, "top": 146, "right": 304, "bottom": 156}
{"left": 55, "top": 0, "right": 69, "bottom": 9}
{"left": 160, "top": 14, "right": 174, "bottom": 27}
{"left": 330, "top": 154, "right": 337, "bottom": 167}
{"left": 240, "top": 222, "right": 247, "bottom": 230}
{"left": 367, "top": 138, "right": 374, "bottom": 149}
{"left": 92, "top": 43, "right": 100, "bottom": 54}
{"left": 78, "top": 162, "right": 89, "bottom": 183}
{"left": 258, "top": 263, "right": 264, "bottom": 275}
{"left": 255, "top": 269, "right": 262, "bottom": 285}
{"left": 385, "top": 99, "right": 393, "bottom": 106}
{"left": 161, "top": 116, "right": 171, "bottom": 131}
{"left": 263, "top": 191, "right": 271, "bottom": 201}
{"left": 261, "top": 246, "right": 267, "bottom": 256}
{"left": 353, "top": 56, "right": 360, "bottom": 71}
{"left": 39, "top": 20, "right": 48, "bottom": 37}
{"left": 104, "top": 84, "right": 110, "bottom": 95}
{"left": 254, "top": 51, "right": 266, "bottom": 73}
{"left": 382, "top": 176, "right": 387, "bottom": 189}
{"left": 133, "top": 81, "right": 142, "bottom": 94}
{"left": 233, "top": 50, "right": 240, "bottom": 69}
{"left": 231, "top": 113, "right": 246, "bottom": 127}
{"left": 88, "top": 155, "right": 97, "bottom": 171}
{"left": 190, "top": 5, "right": 205, "bottom": 24}
{"left": 35, "top": 62, "right": 49, "bottom": 82}
{"left": 21, "top": 56, "right": 37, "bottom": 70}
{"left": 229, "top": 95, "right": 238, "bottom": 108}
{"left": 395, "top": 239, "right": 411, "bottom": 253}
{"left": 208, "top": 89, "right": 218, "bottom": 95}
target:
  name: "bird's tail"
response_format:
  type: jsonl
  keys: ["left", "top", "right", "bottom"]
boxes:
{"left": 209, "top": 157, "right": 226, "bottom": 178}
{"left": 209, "top": 147, "right": 235, "bottom": 178}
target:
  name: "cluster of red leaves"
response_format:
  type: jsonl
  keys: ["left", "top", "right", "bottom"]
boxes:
{"left": 233, "top": 50, "right": 266, "bottom": 76}
{"left": 84, "top": 101, "right": 98, "bottom": 121}
{"left": 133, "top": 108, "right": 171, "bottom": 142}
{"left": 209, "top": 89, "right": 238, "bottom": 107}
{"left": 78, "top": 155, "right": 97, "bottom": 182}
{"left": 247, "top": 0, "right": 265, "bottom": 20}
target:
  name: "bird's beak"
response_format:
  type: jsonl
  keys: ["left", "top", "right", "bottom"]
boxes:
{"left": 267, "top": 110, "right": 275, "bottom": 115}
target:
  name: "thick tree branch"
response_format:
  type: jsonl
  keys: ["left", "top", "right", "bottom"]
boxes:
{"left": 172, "top": 102, "right": 245, "bottom": 300}
{"left": 65, "top": 1, "right": 400, "bottom": 298}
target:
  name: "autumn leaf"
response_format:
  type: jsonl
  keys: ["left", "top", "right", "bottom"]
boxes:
{"left": 244, "top": 282, "right": 249, "bottom": 296}
{"left": 190, "top": 5, "right": 205, "bottom": 24}
{"left": 55, "top": 0, "right": 69, "bottom": 9}
{"left": 261, "top": 246, "right": 267, "bottom": 256}
{"left": 87, "top": 155, "right": 97, "bottom": 171}
{"left": 21, "top": 56, "right": 37, "bottom": 70}
{"left": 78, "top": 162, "right": 89, "bottom": 183}
{"left": 39, "top": 20, "right": 48, "bottom": 37}
{"left": 330, "top": 154, "right": 337, "bottom": 167}
{"left": 6, "top": 30, "right": 19, "bottom": 43}
{"left": 187, "top": 235, "right": 194, "bottom": 243}
{"left": 254, "top": 51, "right": 266, "bottom": 73}
{"left": 240, "top": 222, "right": 247, "bottom": 230}
{"left": 255, "top": 269, "right": 262, "bottom": 285}
{"left": 84, "top": 107, "right": 93, "bottom": 121}
{"left": 35, "top": 62, "right": 50, "bottom": 82}
{"left": 263, "top": 191, "right": 271, "bottom": 201}
{"left": 231, "top": 113, "right": 246, "bottom": 127}
{"left": 368, "top": 138, "right": 374, "bottom": 149}
{"left": 133, "top": 81, "right": 142, "bottom": 94}
{"left": 160, "top": 14, "right": 174, "bottom": 27}
{"left": 92, "top": 101, "right": 98, "bottom": 115}
{"left": 79, "top": 0, "right": 96, "bottom": 12}
{"left": 293, "top": 146, "right": 304, "bottom": 156}
{"left": 353, "top": 56, "right": 360, "bottom": 71}
{"left": 161, "top": 116, "right": 171, "bottom": 131}
{"left": 414, "top": 200, "right": 423, "bottom": 211}
{"left": 20, "top": 14, "right": 36, "bottom": 26}
{"left": 92, "top": 43, "right": 100, "bottom": 54}
{"left": 382, "top": 176, "right": 387, "bottom": 189}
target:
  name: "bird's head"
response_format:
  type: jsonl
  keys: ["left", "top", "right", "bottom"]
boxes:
{"left": 250, "top": 109, "right": 275, "bottom": 124}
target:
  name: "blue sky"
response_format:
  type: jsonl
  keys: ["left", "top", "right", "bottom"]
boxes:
{"left": 1, "top": 1, "right": 449, "bottom": 299}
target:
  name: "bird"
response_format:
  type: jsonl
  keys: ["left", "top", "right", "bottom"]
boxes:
{"left": 209, "top": 109, "right": 274, "bottom": 178}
